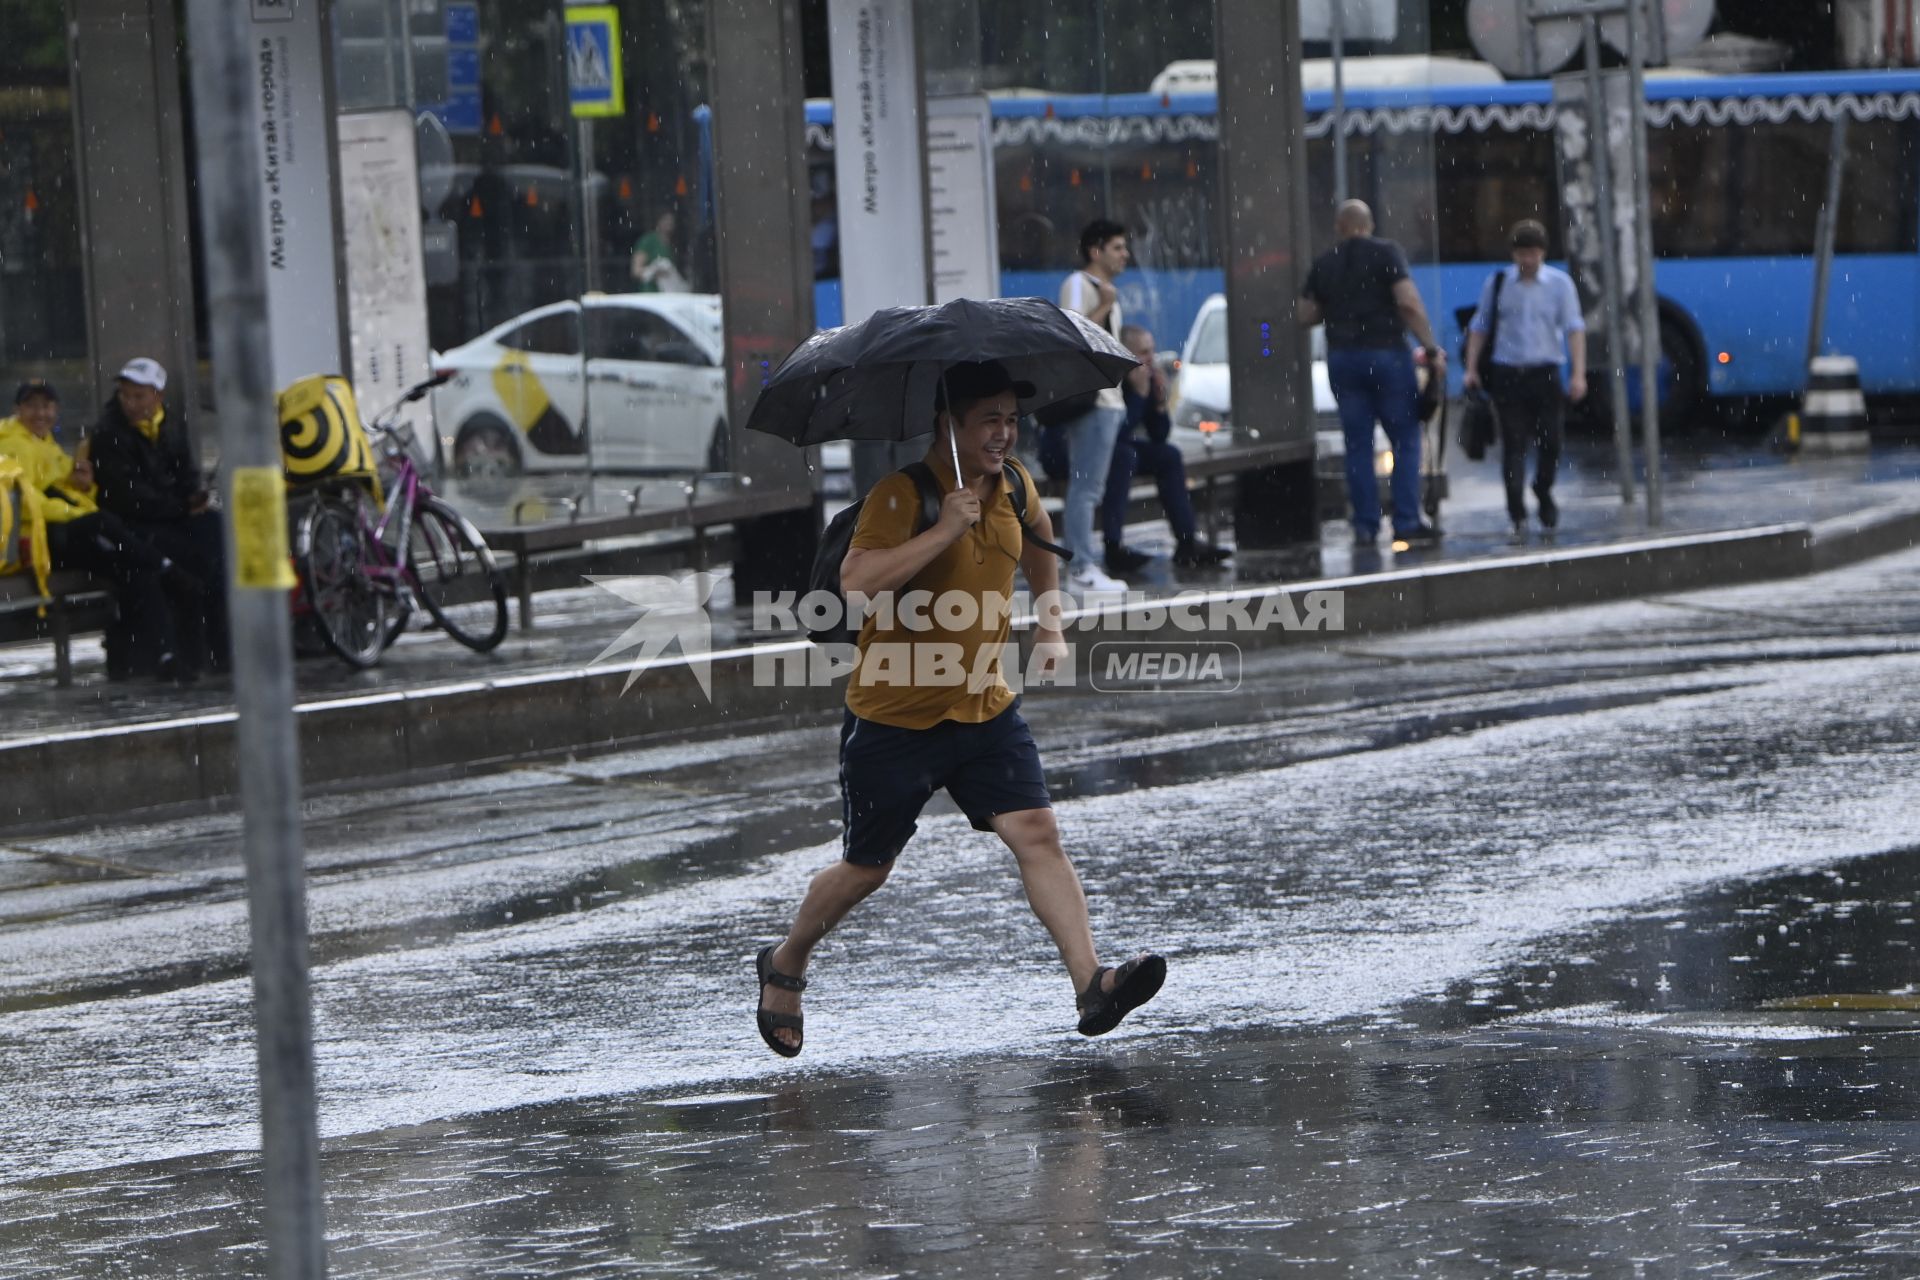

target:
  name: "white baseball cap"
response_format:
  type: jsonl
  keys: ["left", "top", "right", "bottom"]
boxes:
{"left": 117, "top": 357, "right": 168, "bottom": 391}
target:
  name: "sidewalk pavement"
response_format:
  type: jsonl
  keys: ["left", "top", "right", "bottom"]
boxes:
{"left": 1, "top": 439, "right": 1916, "bottom": 825}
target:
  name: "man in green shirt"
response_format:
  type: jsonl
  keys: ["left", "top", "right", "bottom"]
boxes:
{"left": 629, "top": 209, "right": 683, "bottom": 292}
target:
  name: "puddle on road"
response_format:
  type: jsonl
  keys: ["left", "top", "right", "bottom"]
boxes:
{"left": 1401, "top": 843, "right": 1920, "bottom": 1034}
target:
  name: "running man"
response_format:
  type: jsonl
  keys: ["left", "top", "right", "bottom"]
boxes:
{"left": 754, "top": 360, "right": 1166, "bottom": 1056}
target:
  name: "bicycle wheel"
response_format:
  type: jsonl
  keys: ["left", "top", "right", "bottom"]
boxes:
{"left": 296, "top": 490, "right": 396, "bottom": 668}
{"left": 405, "top": 495, "right": 509, "bottom": 652}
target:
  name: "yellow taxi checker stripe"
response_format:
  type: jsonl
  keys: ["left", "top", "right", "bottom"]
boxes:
{"left": 492, "top": 350, "right": 550, "bottom": 432}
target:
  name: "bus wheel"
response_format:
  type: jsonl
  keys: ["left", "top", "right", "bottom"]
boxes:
{"left": 455, "top": 417, "right": 522, "bottom": 479}
{"left": 1658, "top": 310, "right": 1706, "bottom": 427}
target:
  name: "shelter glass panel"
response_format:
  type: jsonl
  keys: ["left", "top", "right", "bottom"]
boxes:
{"left": 0, "top": 0, "right": 87, "bottom": 378}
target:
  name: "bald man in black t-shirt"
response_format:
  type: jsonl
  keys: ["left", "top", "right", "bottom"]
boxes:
{"left": 1300, "top": 200, "right": 1445, "bottom": 549}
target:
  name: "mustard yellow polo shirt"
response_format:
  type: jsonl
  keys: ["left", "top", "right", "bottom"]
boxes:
{"left": 845, "top": 456, "right": 1040, "bottom": 730}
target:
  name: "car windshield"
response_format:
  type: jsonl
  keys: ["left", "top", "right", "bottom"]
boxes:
{"left": 1189, "top": 308, "right": 1325, "bottom": 364}
{"left": 1190, "top": 309, "right": 1228, "bottom": 365}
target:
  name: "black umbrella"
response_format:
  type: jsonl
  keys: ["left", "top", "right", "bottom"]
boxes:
{"left": 744, "top": 296, "right": 1138, "bottom": 483}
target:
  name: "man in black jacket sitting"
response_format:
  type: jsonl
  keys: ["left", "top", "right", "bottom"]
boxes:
{"left": 1108, "top": 325, "right": 1230, "bottom": 572}
{"left": 89, "top": 358, "right": 230, "bottom": 679}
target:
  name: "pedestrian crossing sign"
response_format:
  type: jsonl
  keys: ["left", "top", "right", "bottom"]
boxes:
{"left": 565, "top": 5, "right": 624, "bottom": 118}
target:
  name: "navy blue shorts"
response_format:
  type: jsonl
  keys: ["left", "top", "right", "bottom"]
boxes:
{"left": 839, "top": 702, "right": 1053, "bottom": 865}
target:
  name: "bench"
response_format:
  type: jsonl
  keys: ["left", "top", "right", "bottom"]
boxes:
{"left": 478, "top": 483, "right": 814, "bottom": 631}
{"left": 479, "top": 436, "right": 1420, "bottom": 631}
{"left": 0, "top": 570, "right": 114, "bottom": 687}
{"left": 1029, "top": 436, "right": 1335, "bottom": 540}
{"left": 1032, "top": 429, "right": 1456, "bottom": 539}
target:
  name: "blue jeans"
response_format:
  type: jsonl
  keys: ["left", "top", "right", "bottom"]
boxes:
{"left": 1060, "top": 405, "right": 1127, "bottom": 567}
{"left": 1326, "top": 345, "right": 1423, "bottom": 538}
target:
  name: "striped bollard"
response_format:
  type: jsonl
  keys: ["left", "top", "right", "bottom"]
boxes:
{"left": 1799, "top": 355, "right": 1870, "bottom": 454}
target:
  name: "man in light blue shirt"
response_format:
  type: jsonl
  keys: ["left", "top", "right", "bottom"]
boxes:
{"left": 1464, "top": 220, "right": 1588, "bottom": 541}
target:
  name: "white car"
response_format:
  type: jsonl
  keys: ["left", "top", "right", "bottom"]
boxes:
{"left": 1172, "top": 292, "right": 1339, "bottom": 446}
{"left": 1174, "top": 293, "right": 1446, "bottom": 521}
{"left": 432, "top": 293, "right": 730, "bottom": 477}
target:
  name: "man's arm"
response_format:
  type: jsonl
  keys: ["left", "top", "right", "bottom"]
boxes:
{"left": 1560, "top": 276, "right": 1588, "bottom": 402}
{"left": 1016, "top": 485, "right": 1069, "bottom": 680}
{"left": 1297, "top": 294, "right": 1323, "bottom": 328}
{"left": 1391, "top": 278, "right": 1443, "bottom": 357}
{"left": 840, "top": 487, "right": 979, "bottom": 599}
{"left": 169, "top": 427, "right": 211, "bottom": 513}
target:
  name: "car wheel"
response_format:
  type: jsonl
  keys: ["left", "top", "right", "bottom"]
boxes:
{"left": 705, "top": 420, "right": 731, "bottom": 474}
{"left": 454, "top": 417, "right": 521, "bottom": 479}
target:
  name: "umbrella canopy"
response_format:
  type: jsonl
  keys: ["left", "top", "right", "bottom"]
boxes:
{"left": 744, "top": 296, "right": 1138, "bottom": 447}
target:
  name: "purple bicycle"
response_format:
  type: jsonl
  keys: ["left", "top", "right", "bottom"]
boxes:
{"left": 294, "top": 373, "right": 508, "bottom": 668}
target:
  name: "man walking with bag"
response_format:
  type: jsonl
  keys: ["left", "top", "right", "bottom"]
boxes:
{"left": 1464, "top": 220, "right": 1588, "bottom": 544}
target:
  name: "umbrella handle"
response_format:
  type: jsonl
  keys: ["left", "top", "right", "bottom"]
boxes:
{"left": 949, "top": 428, "right": 963, "bottom": 492}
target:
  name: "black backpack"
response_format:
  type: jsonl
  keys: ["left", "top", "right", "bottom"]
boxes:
{"left": 806, "top": 457, "right": 1068, "bottom": 646}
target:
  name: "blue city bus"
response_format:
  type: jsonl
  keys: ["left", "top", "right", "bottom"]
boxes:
{"left": 761, "top": 66, "right": 1920, "bottom": 418}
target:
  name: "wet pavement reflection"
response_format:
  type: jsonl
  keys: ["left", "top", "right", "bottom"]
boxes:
{"left": 7, "top": 843, "right": 1920, "bottom": 1277}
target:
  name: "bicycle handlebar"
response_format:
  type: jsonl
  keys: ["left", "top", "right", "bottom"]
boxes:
{"left": 367, "top": 370, "right": 455, "bottom": 437}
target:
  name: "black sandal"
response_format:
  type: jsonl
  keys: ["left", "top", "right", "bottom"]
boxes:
{"left": 1076, "top": 953, "right": 1166, "bottom": 1037}
{"left": 755, "top": 944, "right": 807, "bottom": 1058}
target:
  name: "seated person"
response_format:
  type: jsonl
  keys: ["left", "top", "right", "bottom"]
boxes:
{"left": 1037, "top": 328, "right": 1233, "bottom": 573}
{"left": 0, "top": 379, "right": 192, "bottom": 680}
{"left": 1109, "top": 326, "right": 1232, "bottom": 571}
{"left": 88, "top": 358, "right": 230, "bottom": 677}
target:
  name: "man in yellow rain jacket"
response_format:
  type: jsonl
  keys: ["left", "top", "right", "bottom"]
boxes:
{"left": 0, "top": 379, "right": 184, "bottom": 681}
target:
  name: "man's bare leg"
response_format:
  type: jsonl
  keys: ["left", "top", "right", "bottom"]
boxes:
{"left": 761, "top": 859, "right": 892, "bottom": 1051}
{"left": 990, "top": 807, "right": 1111, "bottom": 997}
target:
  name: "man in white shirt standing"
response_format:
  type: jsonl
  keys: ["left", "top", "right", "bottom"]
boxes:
{"left": 1464, "top": 220, "right": 1588, "bottom": 543}
{"left": 1056, "top": 219, "right": 1132, "bottom": 592}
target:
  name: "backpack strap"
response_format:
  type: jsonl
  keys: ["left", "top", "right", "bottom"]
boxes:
{"left": 898, "top": 457, "right": 1073, "bottom": 562}
{"left": 901, "top": 460, "right": 942, "bottom": 533}
{"left": 1000, "top": 457, "right": 1073, "bottom": 562}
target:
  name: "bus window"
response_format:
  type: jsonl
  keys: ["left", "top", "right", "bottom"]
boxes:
{"left": 1650, "top": 122, "right": 1734, "bottom": 257}
{"left": 1434, "top": 125, "right": 1559, "bottom": 263}
{"left": 1370, "top": 129, "right": 1442, "bottom": 264}
{"left": 1728, "top": 118, "right": 1917, "bottom": 258}
{"left": 1100, "top": 134, "right": 1217, "bottom": 271}
{"left": 1835, "top": 118, "right": 1919, "bottom": 254}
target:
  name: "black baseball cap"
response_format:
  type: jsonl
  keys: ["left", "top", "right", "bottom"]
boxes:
{"left": 935, "top": 360, "right": 1035, "bottom": 414}
{"left": 13, "top": 378, "right": 57, "bottom": 405}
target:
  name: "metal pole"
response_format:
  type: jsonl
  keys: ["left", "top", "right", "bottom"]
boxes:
{"left": 1582, "top": 16, "right": 1635, "bottom": 504}
{"left": 1625, "top": 0, "right": 1662, "bottom": 525}
{"left": 1331, "top": 0, "right": 1349, "bottom": 204}
{"left": 1807, "top": 111, "right": 1849, "bottom": 368}
{"left": 182, "top": 2, "right": 326, "bottom": 1276}
{"left": 378, "top": 0, "right": 399, "bottom": 104}
{"left": 578, "top": 118, "right": 597, "bottom": 506}
{"left": 396, "top": 0, "right": 417, "bottom": 108}
{"left": 1095, "top": 0, "right": 1114, "bottom": 212}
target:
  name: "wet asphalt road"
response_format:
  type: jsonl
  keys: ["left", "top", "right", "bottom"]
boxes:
{"left": 3, "top": 547, "right": 1920, "bottom": 1275}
